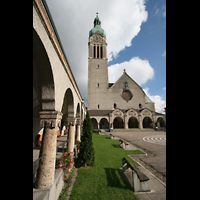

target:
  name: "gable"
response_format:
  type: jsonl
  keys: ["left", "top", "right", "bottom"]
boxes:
{"left": 110, "top": 71, "right": 146, "bottom": 96}
{"left": 112, "top": 108, "right": 124, "bottom": 116}
{"left": 127, "top": 108, "right": 138, "bottom": 116}
{"left": 141, "top": 108, "right": 153, "bottom": 116}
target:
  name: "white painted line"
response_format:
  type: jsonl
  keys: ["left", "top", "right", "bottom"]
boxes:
{"left": 143, "top": 135, "right": 166, "bottom": 145}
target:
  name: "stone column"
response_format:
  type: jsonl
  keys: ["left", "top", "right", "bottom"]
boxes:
{"left": 35, "top": 111, "right": 62, "bottom": 189}
{"left": 90, "top": 44, "right": 93, "bottom": 58}
{"left": 67, "top": 118, "right": 76, "bottom": 153}
{"left": 95, "top": 45, "right": 97, "bottom": 58}
{"left": 138, "top": 113, "right": 143, "bottom": 129}
{"left": 76, "top": 119, "right": 81, "bottom": 141}
{"left": 105, "top": 45, "right": 107, "bottom": 59}
{"left": 109, "top": 113, "right": 113, "bottom": 129}
{"left": 124, "top": 114, "right": 128, "bottom": 129}
{"left": 99, "top": 45, "right": 101, "bottom": 58}
{"left": 152, "top": 112, "right": 156, "bottom": 129}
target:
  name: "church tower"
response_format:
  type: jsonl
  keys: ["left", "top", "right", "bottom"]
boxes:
{"left": 87, "top": 13, "right": 108, "bottom": 110}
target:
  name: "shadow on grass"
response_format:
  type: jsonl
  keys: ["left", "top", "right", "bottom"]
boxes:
{"left": 104, "top": 168, "right": 132, "bottom": 191}
{"left": 112, "top": 144, "right": 121, "bottom": 148}
{"left": 105, "top": 136, "right": 110, "bottom": 139}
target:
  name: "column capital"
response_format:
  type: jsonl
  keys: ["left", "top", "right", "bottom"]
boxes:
{"left": 39, "top": 111, "right": 63, "bottom": 128}
{"left": 76, "top": 118, "right": 81, "bottom": 125}
{"left": 67, "top": 117, "right": 76, "bottom": 126}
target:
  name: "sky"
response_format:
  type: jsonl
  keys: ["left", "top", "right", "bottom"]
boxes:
{"left": 45, "top": 0, "right": 166, "bottom": 114}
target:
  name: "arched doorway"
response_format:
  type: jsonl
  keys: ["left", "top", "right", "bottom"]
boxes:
{"left": 100, "top": 118, "right": 109, "bottom": 129}
{"left": 128, "top": 117, "right": 138, "bottom": 128}
{"left": 143, "top": 117, "right": 153, "bottom": 128}
{"left": 113, "top": 117, "right": 124, "bottom": 128}
{"left": 91, "top": 118, "right": 98, "bottom": 130}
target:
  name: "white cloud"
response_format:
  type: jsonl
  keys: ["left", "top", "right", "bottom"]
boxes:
{"left": 46, "top": 0, "right": 148, "bottom": 103}
{"left": 143, "top": 87, "right": 166, "bottom": 114}
{"left": 154, "top": 3, "right": 166, "bottom": 18}
{"left": 108, "top": 56, "right": 154, "bottom": 85}
{"left": 162, "top": 87, "right": 166, "bottom": 90}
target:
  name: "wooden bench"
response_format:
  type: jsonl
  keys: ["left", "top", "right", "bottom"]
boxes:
{"left": 110, "top": 134, "right": 114, "bottom": 139}
{"left": 122, "top": 157, "right": 150, "bottom": 192}
{"left": 119, "top": 139, "right": 129, "bottom": 149}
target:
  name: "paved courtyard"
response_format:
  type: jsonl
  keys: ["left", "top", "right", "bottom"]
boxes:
{"left": 105, "top": 130, "right": 166, "bottom": 177}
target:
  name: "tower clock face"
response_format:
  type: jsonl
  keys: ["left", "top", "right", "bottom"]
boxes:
{"left": 94, "top": 35, "right": 102, "bottom": 42}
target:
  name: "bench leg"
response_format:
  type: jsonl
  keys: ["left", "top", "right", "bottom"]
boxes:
{"left": 140, "top": 180, "right": 150, "bottom": 192}
{"left": 125, "top": 144, "right": 129, "bottom": 149}
{"left": 132, "top": 170, "right": 140, "bottom": 192}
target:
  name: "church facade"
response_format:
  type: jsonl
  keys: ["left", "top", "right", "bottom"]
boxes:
{"left": 87, "top": 14, "right": 165, "bottom": 131}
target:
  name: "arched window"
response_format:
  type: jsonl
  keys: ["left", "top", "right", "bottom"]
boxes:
{"left": 139, "top": 104, "right": 142, "bottom": 109}
{"left": 124, "top": 82, "right": 128, "bottom": 88}
{"left": 101, "top": 46, "right": 103, "bottom": 58}
{"left": 114, "top": 103, "right": 117, "bottom": 109}
{"left": 98, "top": 104, "right": 100, "bottom": 109}
{"left": 94, "top": 45, "right": 96, "bottom": 58}
{"left": 97, "top": 46, "right": 99, "bottom": 58}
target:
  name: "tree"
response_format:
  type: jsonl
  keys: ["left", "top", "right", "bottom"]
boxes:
{"left": 77, "top": 111, "right": 95, "bottom": 166}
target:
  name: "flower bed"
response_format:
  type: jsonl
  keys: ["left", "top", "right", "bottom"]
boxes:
{"left": 55, "top": 151, "right": 74, "bottom": 180}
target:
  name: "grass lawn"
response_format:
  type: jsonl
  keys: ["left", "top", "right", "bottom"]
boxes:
{"left": 69, "top": 133, "right": 142, "bottom": 200}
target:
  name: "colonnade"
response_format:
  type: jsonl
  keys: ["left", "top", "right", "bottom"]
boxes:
{"left": 35, "top": 111, "right": 82, "bottom": 189}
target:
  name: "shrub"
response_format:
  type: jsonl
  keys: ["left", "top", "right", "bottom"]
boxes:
{"left": 77, "top": 111, "right": 95, "bottom": 166}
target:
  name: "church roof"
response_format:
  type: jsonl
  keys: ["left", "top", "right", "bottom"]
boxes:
{"left": 146, "top": 95, "right": 153, "bottom": 103}
{"left": 89, "top": 13, "right": 106, "bottom": 37}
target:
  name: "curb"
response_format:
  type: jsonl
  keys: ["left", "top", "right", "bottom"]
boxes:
{"left": 128, "top": 155, "right": 166, "bottom": 187}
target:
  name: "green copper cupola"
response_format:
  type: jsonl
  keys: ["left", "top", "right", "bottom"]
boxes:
{"left": 89, "top": 13, "right": 106, "bottom": 37}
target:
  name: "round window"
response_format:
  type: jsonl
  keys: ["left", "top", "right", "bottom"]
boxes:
{"left": 122, "top": 90, "right": 132, "bottom": 102}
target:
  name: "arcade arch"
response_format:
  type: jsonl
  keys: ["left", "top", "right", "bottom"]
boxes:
{"left": 100, "top": 118, "right": 109, "bottom": 129}
{"left": 91, "top": 118, "right": 98, "bottom": 130}
{"left": 76, "top": 103, "right": 80, "bottom": 118}
{"left": 143, "top": 116, "right": 153, "bottom": 128}
{"left": 33, "top": 28, "right": 55, "bottom": 111}
{"left": 113, "top": 117, "right": 124, "bottom": 128}
{"left": 128, "top": 117, "right": 138, "bottom": 128}
{"left": 157, "top": 117, "right": 165, "bottom": 127}
{"left": 61, "top": 88, "right": 74, "bottom": 120}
